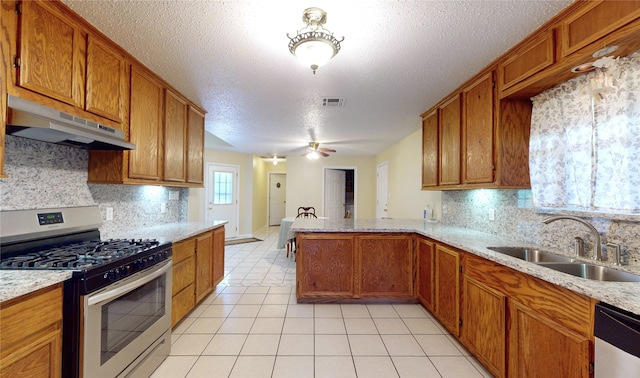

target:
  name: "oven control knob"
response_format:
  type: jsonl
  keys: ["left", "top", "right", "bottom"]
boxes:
{"left": 106, "top": 269, "right": 119, "bottom": 282}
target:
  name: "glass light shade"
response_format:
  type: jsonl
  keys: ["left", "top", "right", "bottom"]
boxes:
{"left": 294, "top": 39, "right": 335, "bottom": 69}
{"left": 307, "top": 151, "right": 320, "bottom": 160}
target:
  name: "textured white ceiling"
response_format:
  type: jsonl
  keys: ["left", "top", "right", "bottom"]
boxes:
{"left": 62, "top": 0, "right": 572, "bottom": 157}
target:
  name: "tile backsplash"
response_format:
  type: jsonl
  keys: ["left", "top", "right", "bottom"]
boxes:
{"left": 0, "top": 136, "right": 188, "bottom": 237}
{"left": 441, "top": 190, "right": 640, "bottom": 268}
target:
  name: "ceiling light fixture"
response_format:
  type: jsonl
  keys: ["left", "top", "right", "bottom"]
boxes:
{"left": 287, "top": 7, "right": 344, "bottom": 74}
{"left": 272, "top": 155, "right": 279, "bottom": 165}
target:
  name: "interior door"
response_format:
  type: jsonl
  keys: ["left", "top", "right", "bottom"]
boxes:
{"left": 206, "top": 164, "right": 239, "bottom": 238}
{"left": 269, "top": 173, "right": 286, "bottom": 226}
{"left": 324, "top": 169, "right": 346, "bottom": 219}
{"left": 376, "top": 162, "right": 389, "bottom": 218}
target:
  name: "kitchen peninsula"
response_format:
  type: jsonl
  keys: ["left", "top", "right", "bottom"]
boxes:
{"left": 291, "top": 218, "right": 640, "bottom": 314}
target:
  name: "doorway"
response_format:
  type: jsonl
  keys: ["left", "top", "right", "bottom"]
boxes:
{"left": 323, "top": 167, "right": 356, "bottom": 219}
{"left": 376, "top": 162, "right": 389, "bottom": 218}
{"left": 206, "top": 163, "right": 239, "bottom": 238}
{"left": 268, "top": 173, "right": 287, "bottom": 226}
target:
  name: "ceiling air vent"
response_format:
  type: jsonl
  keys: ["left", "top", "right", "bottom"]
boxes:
{"left": 322, "top": 97, "right": 346, "bottom": 107}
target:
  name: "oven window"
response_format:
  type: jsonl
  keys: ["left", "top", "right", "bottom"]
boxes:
{"left": 100, "top": 274, "right": 166, "bottom": 364}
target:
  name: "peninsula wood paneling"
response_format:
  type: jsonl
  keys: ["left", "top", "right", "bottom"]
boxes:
{"left": 358, "top": 235, "right": 413, "bottom": 298}
{"left": 296, "top": 234, "right": 356, "bottom": 299}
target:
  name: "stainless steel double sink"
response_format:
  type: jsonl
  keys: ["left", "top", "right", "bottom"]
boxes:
{"left": 487, "top": 246, "right": 640, "bottom": 282}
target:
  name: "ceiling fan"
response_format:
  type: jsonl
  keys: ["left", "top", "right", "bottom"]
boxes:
{"left": 304, "top": 142, "right": 336, "bottom": 160}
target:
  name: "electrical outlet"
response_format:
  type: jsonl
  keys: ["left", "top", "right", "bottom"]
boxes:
{"left": 106, "top": 207, "right": 114, "bottom": 221}
{"left": 161, "top": 203, "right": 167, "bottom": 214}
{"left": 442, "top": 204, "right": 448, "bottom": 214}
{"left": 489, "top": 208, "right": 496, "bottom": 221}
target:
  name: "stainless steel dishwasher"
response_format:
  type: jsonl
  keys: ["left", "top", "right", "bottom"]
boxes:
{"left": 594, "top": 303, "right": 640, "bottom": 377}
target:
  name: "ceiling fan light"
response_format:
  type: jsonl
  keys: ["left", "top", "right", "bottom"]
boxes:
{"left": 307, "top": 151, "right": 319, "bottom": 160}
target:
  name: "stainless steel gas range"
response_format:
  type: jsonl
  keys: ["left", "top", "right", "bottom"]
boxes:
{"left": 0, "top": 206, "right": 172, "bottom": 378}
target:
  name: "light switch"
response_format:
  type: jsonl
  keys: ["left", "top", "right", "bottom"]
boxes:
{"left": 106, "top": 207, "right": 114, "bottom": 221}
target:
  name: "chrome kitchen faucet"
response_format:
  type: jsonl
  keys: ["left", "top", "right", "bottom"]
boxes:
{"left": 542, "top": 216, "right": 604, "bottom": 261}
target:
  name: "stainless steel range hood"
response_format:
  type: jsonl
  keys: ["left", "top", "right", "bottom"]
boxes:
{"left": 6, "top": 95, "right": 135, "bottom": 150}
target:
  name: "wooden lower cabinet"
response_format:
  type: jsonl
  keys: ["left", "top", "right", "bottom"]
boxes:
{"left": 508, "top": 300, "right": 591, "bottom": 378}
{"left": 0, "top": 284, "right": 63, "bottom": 378}
{"left": 195, "top": 231, "right": 213, "bottom": 303}
{"left": 171, "top": 227, "right": 225, "bottom": 327}
{"left": 461, "top": 253, "right": 594, "bottom": 377}
{"left": 461, "top": 275, "right": 506, "bottom": 378}
{"left": 434, "top": 244, "right": 460, "bottom": 335}
{"left": 296, "top": 233, "right": 414, "bottom": 302}
{"left": 416, "top": 237, "right": 435, "bottom": 311}
{"left": 212, "top": 226, "right": 225, "bottom": 286}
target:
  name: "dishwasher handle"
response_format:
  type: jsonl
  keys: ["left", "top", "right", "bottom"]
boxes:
{"left": 595, "top": 303, "right": 640, "bottom": 359}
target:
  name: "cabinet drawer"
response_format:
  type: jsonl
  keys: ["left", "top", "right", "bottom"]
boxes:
{"left": 559, "top": 0, "right": 640, "bottom": 57}
{"left": 172, "top": 238, "right": 195, "bottom": 264}
{"left": 0, "top": 284, "right": 62, "bottom": 352}
{"left": 172, "top": 255, "right": 195, "bottom": 295}
{"left": 464, "top": 255, "right": 592, "bottom": 336}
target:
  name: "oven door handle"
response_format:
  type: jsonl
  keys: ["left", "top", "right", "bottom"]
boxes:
{"left": 87, "top": 260, "right": 171, "bottom": 306}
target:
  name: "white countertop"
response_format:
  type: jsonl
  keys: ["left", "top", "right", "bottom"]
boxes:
{"left": 291, "top": 218, "right": 640, "bottom": 315}
{"left": 0, "top": 220, "right": 227, "bottom": 303}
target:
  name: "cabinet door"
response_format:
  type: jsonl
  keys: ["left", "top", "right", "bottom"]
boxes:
{"left": 195, "top": 232, "right": 213, "bottom": 303}
{"left": 358, "top": 235, "right": 413, "bottom": 298}
{"left": 461, "top": 275, "right": 506, "bottom": 378}
{"left": 0, "top": 285, "right": 63, "bottom": 378}
{"left": 497, "top": 30, "right": 554, "bottom": 93}
{"left": 508, "top": 300, "right": 591, "bottom": 378}
{"left": 186, "top": 106, "right": 205, "bottom": 184}
{"left": 422, "top": 110, "right": 439, "bottom": 188}
{"left": 164, "top": 90, "right": 187, "bottom": 182}
{"left": 85, "top": 35, "right": 126, "bottom": 124}
{"left": 212, "top": 226, "right": 225, "bottom": 286}
{"left": 18, "top": 0, "right": 83, "bottom": 107}
{"left": 296, "top": 234, "right": 355, "bottom": 299}
{"left": 129, "top": 66, "right": 163, "bottom": 180}
{"left": 559, "top": 0, "right": 640, "bottom": 58}
{"left": 416, "top": 237, "right": 435, "bottom": 311}
{"left": 435, "top": 244, "right": 460, "bottom": 335}
{"left": 439, "top": 95, "right": 461, "bottom": 185}
{"left": 463, "top": 72, "right": 494, "bottom": 184}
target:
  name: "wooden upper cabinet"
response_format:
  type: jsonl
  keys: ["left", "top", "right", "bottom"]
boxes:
{"left": 164, "top": 90, "right": 188, "bottom": 182}
{"left": 85, "top": 36, "right": 126, "bottom": 123}
{"left": 18, "top": 0, "right": 83, "bottom": 107}
{"left": 129, "top": 66, "right": 163, "bottom": 181}
{"left": 422, "top": 110, "right": 438, "bottom": 188}
{"left": 463, "top": 72, "right": 494, "bottom": 184}
{"left": 186, "top": 106, "right": 205, "bottom": 185}
{"left": 559, "top": 0, "right": 640, "bottom": 58}
{"left": 439, "top": 95, "right": 461, "bottom": 186}
{"left": 497, "top": 29, "right": 555, "bottom": 93}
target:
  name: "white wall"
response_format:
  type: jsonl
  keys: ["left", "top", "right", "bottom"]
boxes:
{"left": 376, "top": 128, "right": 442, "bottom": 219}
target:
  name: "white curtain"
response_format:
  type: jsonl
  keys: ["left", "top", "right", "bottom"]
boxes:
{"left": 529, "top": 52, "right": 640, "bottom": 214}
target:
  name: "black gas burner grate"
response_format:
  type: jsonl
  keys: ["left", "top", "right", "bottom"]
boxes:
{"left": 0, "top": 238, "right": 161, "bottom": 270}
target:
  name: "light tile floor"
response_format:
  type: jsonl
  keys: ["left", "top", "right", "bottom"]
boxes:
{"left": 151, "top": 227, "right": 493, "bottom": 378}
